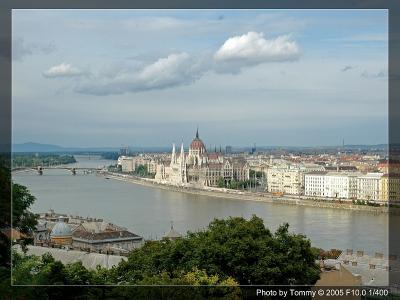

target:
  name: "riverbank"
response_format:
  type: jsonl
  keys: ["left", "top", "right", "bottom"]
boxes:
{"left": 99, "top": 172, "right": 395, "bottom": 214}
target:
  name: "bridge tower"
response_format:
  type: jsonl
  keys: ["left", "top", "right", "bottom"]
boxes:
{"left": 71, "top": 168, "right": 76, "bottom": 175}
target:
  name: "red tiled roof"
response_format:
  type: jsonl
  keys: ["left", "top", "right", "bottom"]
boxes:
{"left": 1, "top": 228, "right": 27, "bottom": 240}
{"left": 190, "top": 138, "right": 206, "bottom": 151}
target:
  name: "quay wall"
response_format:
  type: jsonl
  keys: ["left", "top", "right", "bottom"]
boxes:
{"left": 100, "top": 172, "right": 394, "bottom": 215}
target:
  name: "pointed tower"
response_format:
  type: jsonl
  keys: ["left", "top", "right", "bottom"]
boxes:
{"left": 180, "top": 143, "right": 185, "bottom": 165}
{"left": 180, "top": 142, "right": 187, "bottom": 183}
{"left": 171, "top": 143, "right": 176, "bottom": 164}
{"left": 196, "top": 126, "right": 199, "bottom": 139}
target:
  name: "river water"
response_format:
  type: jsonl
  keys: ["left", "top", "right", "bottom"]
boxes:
{"left": 12, "top": 155, "right": 388, "bottom": 254}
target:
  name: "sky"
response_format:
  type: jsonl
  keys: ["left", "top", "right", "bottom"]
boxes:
{"left": 12, "top": 9, "right": 388, "bottom": 148}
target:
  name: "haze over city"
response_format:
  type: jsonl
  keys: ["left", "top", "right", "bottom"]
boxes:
{"left": 12, "top": 9, "right": 388, "bottom": 147}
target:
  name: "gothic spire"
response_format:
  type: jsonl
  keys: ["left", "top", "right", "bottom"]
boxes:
{"left": 171, "top": 143, "right": 176, "bottom": 163}
{"left": 196, "top": 126, "right": 199, "bottom": 139}
{"left": 180, "top": 143, "right": 185, "bottom": 164}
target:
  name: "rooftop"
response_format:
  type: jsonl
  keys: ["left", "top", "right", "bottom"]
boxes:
{"left": 73, "top": 230, "right": 142, "bottom": 243}
{"left": 14, "top": 245, "right": 126, "bottom": 270}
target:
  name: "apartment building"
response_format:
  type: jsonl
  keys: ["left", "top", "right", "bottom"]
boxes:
{"left": 357, "top": 173, "right": 383, "bottom": 201}
{"left": 305, "top": 172, "right": 360, "bottom": 199}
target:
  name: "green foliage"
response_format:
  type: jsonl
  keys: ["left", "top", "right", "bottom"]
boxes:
{"left": 100, "top": 152, "right": 120, "bottom": 160}
{"left": 107, "top": 164, "right": 119, "bottom": 172}
{"left": 0, "top": 156, "right": 11, "bottom": 268}
{"left": 12, "top": 252, "right": 94, "bottom": 285}
{"left": 134, "top": 164, "right": 148, "bottom": 176}
{"left": 229, "top": 179, "right": 238, "bottom": 189}
{"left": 12, "top": 215, "right": 320, "bottom": 288}
{"left": 117, "top": 216, "right": 320, "bottom": 285}
{"left": 9, "top": 181, "right": 319, "bottom": 294}
{"left": 11, "top": 252, "right": 240, "bottom": 298}
{"left": 217, "top": 177, "right": 225, "bottom": 188}
{"left": 136, "top": 269, "right": 241, "bottom": 299}
{"left": 353, "top": 199, "right": 380, "bottom": 206}
{"left": 12, "top": 154, "right": 76, "bottom": 168}
{"left": 12, "top": 183, "right": 38, "bottom": 249}
{"left": 249, "top": 170, "right": 263, "bottom": 178}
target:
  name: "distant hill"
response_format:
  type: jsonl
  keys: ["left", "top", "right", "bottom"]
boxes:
{"left": 11, "top": 142, "right": 170, "bottom": 153}
{"left": 12, "top": 142, "right": 388, "bottom": 153}
{"left": 13, "top": 142, "right": 66, "bottom": 152}
{"left": 12, "top": 142, "right": 119, "bottom": 153}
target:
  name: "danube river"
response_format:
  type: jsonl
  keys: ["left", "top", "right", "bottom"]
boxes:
{"left": 13, "top": 155, "right": 388, "bottom": 254}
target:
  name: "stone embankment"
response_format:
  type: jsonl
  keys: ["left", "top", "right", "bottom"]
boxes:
{"left": 99, "top": 172, "right": 395, "bottom": 215}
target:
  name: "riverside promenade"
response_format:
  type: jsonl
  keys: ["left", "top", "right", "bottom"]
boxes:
{"left": 99, "top": 171, "right": 393, "bottom": 214}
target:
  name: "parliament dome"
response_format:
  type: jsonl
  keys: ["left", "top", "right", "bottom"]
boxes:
{"left": 189, "top": 128, "right": 206, "bottom": 152}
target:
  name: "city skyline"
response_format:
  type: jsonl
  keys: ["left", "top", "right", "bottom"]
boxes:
{"left": 12, "top": 9, "right": 388, "bottom": 147}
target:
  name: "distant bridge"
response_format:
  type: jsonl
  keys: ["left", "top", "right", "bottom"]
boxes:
{"left": 12, "top": 166, "right": 104, "bottom": 175}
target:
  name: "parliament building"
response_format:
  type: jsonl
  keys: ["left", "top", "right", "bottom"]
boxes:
{"left": 155, "top": 129, "right": 250, "bottom": 187}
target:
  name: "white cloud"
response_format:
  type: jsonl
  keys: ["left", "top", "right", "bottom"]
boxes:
{"left": 214, "top": 31, "right": 300, "bottom": 72}
{"left": 137, "top": 53, "right": 196, "bottom": 88}
{"left": 45, "top": 32, "right": 302, "bottom": 95}
{"left": 76, "top": 53, "right": 206, "bottom": 95}
{"left": 42, "top": 32, "right": 301, "bottom": 94}
{"left": 43, "top": 63, "right": 88, "bottom": 78}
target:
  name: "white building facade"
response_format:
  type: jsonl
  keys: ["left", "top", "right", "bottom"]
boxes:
{"left": 305, "top": 172, "right": 380, "bottom": 200}
{"left": 357, "top": 173, "right": 383, "bottom": 201}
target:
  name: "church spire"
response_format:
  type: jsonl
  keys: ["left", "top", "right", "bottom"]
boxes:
{"left": 180, "top": 143, "right": 185, "bottom": 165}
{"left": 196, "top": 126, "right": 199, "bottom": 139}
{"left": 171, "top": 143, "right": 176, "bottom": 163}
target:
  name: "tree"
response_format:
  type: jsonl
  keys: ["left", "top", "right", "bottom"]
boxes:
{"left": 9, "top": 215, "right": 321, "bottom": 298}
{"left": 135, "top": 164, "right": 148, "bottom": 177}
{"left": 116, "top": 215, "right": 320, "bottom": 285}
{"left": 217, "top": 177, "right": 225, "bottom": 188}
{"left": 12, "top": 183, "right": 38, "bottom": 250}
{"left": 136, "top": 268, "right": 240, "bottom": 299}
{"left": 0, "top": 162, "right": 11, "bottom": 269}
{"left": 229, "top": 180, "right": 238, "bottom": 189}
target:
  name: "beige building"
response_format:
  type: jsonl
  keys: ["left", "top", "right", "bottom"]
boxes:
{"left": 380, "top": 174, "right": 400, "bottom": 202}
{"left": 267, "top": 166, "right": 303, "bottom": 195}
{"left": 118, "top": 155, "right": 158, "bottom": 175}
{"left": 357, "top": 173, "right": 383, "bottom": 201}
{"left": 118, "top": 156, "right": 135, "bottom": 172}
{"left": 266, "top": 163, "right": 325, "bottom": 195}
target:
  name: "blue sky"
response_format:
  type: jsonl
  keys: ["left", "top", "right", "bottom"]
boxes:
{"left": 12, "top": 9, "right": 388, "bottom": 147}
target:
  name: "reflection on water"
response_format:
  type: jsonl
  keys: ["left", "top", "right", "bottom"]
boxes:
{"left": 13, "top": 155, "right": 388, "bottom": 254}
